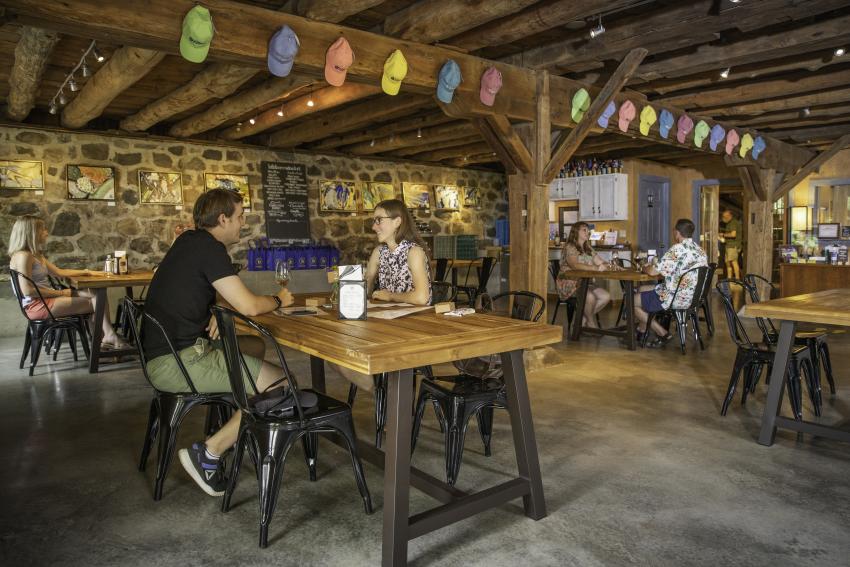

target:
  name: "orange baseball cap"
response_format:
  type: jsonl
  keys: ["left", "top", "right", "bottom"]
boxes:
{"left": 325, "top": 37, "right": 354, "bottom": 87}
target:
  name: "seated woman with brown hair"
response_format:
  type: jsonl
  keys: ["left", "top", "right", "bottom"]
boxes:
{"left": 8, "top": 215, "right": 127, "bottom": 349}
{"left": 556, "top": 221, "right": 612, "bottom": 328}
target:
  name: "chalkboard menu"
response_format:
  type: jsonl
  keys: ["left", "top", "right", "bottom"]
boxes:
{"left": 261, "top": 161, "right": 310, "bottom": 243}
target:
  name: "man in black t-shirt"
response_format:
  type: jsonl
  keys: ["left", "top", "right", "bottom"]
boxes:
{"left": 142, "top": 189, "right": 293, "bottom": 497}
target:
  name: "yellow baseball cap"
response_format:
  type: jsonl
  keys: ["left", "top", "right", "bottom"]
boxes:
{"left": 639, "top": 105, "right": 657, "bottom": 136}
{"left": 382, "top": 50, "right": 408, "bottom": 96}
{"left": 739, "top": 133, "right": 754, "bottom": 158}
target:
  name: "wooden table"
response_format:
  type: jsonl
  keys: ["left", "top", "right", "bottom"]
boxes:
{"left": 67, "top": 271, "right": 154, "bottom": 373}
{"left": 743, "top": 288, "right": 850, "bottom": 446}
{"left": 567, "top": 269, "right": 659, "bottom": 350}
{"left": 250, "top": 304, "right": 562, "bottom": 566}
{"left": 779, "top": 263, "right": 850, "bottom": 297}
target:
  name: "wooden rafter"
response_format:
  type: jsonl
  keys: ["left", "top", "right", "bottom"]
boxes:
{"left": 706, "top": 87, "right": 850, "bottom": 117}
{"left": 311, "top": 112, "right": 456, "bottom": 151}
{"left": 390, "top": 133, "right": 483, "bottom": 158}
{"left": 62, "top": 46, "right": 165, "bottom": 129}
{"left": 341, "top": 121, "right": 475, "bottom": 155}
{"left": 773, "top": 134, "right": 850, "bottom": 200}
{"left": 406, "top": 141, "right": 493, "bottom": 163}
{"left": 6, "top": 26, "right": 59, "bottom": 121}
{"left": 294, "top": 0, "right": 384, "bottom": 22}
{"left": 543, "top": 48, "right": 646, "bottom": 183}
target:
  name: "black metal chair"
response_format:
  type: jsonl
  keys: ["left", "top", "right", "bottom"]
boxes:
{"left": 548, "top": 258, "right": 577, "bottom": 327}
{"left": 641, "top": 265, "right": 710, "bottom": 354}
{"left": 699, "top": 262, "right": 718, "bottom": 336}
{"left": 715, "top": 280, "right": 817, "bottom": 418}
{"left": 432, "top": 281, "right": 458, "bottom": 304}
{"left": 211, "top": 306, "right": 372, "bottom": 548}
{"left": 411, "top": 291, "right": 545, "bottom": 486}
{"left": 613, "top": 258, "right": 634, "bottom": 327}
{"left": 434, "top": 258, "right": 453, "bottom": 283}
{"left": 457, "top": 257, "right": 496, "bottom": 307}
{"left": 9, "top": 269, "right": 91, "bottom": 376}
{"left": 124, "top": 298, "right": 235, "bottom": 501}
{"left": 743, "top": 273, "right": 835, "bottom": 403}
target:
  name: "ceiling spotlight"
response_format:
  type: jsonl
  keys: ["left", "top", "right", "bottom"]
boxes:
{"left": 92, "top": 45, "right": 104, "bottom": 63}
{"left": 81, "top": 61, "right": 91, "bottom": 77}
{"left": 417, "top": 128, "right": 422, "bottom": 138}
{"left": 370, "top": 139, "right": 375, "bottom": 147}
{"left": 276, "top": 106, "right": 284, "bottom": 117}
{"left": 249, "top": 117, "right": 256, "bottom": 125}
{"left": 729, "top": 0, "right": 742, "bottom": 3}
{"left": 48, "top": 101, "right": 58, "bottom": 115}
{"left": 58, "top": 90, "right": 67, "bottom": 105}
{"left": 68, "top": 77, "right": 79, "bottom": 92}
{"left": 589, "top": 15, "right": 605, "bottom": 39}
{"left": 463, "top": 155, "right": 469, "bottom": 161}
{"left": 801, "top": 107, "right": 811, "bottom": 117}
{"left": 236, "top": 122, "right": 242, "bottom": 132}
{"left": 719, "top": 67, "right": 731, "bottom": 79}
{"left": 835, "top": 47, "right": 846, "bottom": 57}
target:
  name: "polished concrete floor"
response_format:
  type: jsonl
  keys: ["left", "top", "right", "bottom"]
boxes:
{"left": 2, "top": 304, "right": 849, "bottom": 566}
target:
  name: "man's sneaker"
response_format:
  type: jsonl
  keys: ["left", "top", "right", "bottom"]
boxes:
{"left": 178, "top": 442, "right": 226, "bottom": 497}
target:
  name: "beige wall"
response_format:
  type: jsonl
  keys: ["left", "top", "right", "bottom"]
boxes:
{"left": 786, "top": 148, "right": 850, "bottom": 207}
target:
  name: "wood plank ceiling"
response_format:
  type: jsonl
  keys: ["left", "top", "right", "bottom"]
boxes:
{"left": 1, "top": 0, "right": 849, "bottom": 172}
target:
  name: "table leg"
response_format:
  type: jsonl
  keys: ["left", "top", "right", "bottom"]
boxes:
{"left": 570, "top": 278, "right": 589, "bottom": 342}
{"left": 87, "top": 288, "right": 107, "bottom": 373}
{"left": 383, "top": 368, "right": 414, "bottom": 567}
{"left": 624, "top": 281, "right": 636, "bottom": 351}
{"left": 310, "top": 355, "right": 326, "bottom": 392}
{"left": 500, "top": 350, "right": 546, "bottom": 519}
{"left": 451, "top": 267, "right": 458, "bottom": 288}
{"left": 758, "top": 320, "right": 796, "bottom": 446}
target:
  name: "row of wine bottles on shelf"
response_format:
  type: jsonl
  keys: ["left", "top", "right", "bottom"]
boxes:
{"left": 557, "top": 159, "right": 623, "bottom": 178}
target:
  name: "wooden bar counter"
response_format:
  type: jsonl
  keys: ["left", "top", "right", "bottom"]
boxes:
{"left": 779, "top": 263, "right": 850, "bottom": 297}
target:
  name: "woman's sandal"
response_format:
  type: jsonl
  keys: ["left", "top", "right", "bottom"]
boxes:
{"left": 646, "top": 333, "right": 673, "bottom": 348}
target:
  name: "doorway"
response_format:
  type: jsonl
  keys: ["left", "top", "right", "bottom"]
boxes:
{"left": 692, "top": 179, "right": 746, "bottom": 279}
{"left": 638, "top": 175, "right": 671, "bottom": 255}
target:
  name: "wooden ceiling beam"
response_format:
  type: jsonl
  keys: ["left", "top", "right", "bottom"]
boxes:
{"left": 773, "top": 134, "right": 850, "bottom": 200}
{"left": 706, "top": 87, "right": 850, "bottom": 117}
{"left": 544, "top": 48, "right": 646, "bottom": 183}
{"left": 476, "top": 114, "right": 533, "bottom": 174}
{"left": 382, "top": 0, "right": 538, "bottom": 43}
{"left": 309, "top": 111, "right": 455, "bottom": 151}
{"left": 6, "top": 26, "right": 59, "bottom": 121}
{"left": 768, "top": 123, "right": 850, "bottom": 143}
{"left": 121, "top": 64, "right": 257, "bottom": 131}
{"left": 405, "top": 141, "right": 493, "bottom": 163}
{"left": 220, "top": 83, "right": 380, "bottom": 140}
{"left": 389, "top": 133, "right": 483, "bottom": 157}
{"left": 341, "top": 121, "right": 474, "bottom": 155}
{"left": 62, "top": 46, "right": 165, "bottom": 129}
{"left": 169, "top": 75, "right": 310, "bottom": 137}
{"left": 444, "top": 153, "right": 500, "bottom": 167}
{"left": 294, "top": 0, "right": 384, "bottom": 22}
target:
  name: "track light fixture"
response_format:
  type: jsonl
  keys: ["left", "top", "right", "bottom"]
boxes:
{"left": 276, "top": 105, "right": 284, "bottom": 117}
{"left": 236, "top": 122, "right": 242, "bottom": 132}
{"left": 68, "top": 78, "right": 79, "bottom": 92}
{"left": 92, "top": 45, "right": 104, "bottom": 63}
{"left": 801, "top": 107, "right": 811, "bottom": 117}
{"left": 370, "top": 139, "right": 375, "bottom": 147}
{"left": 81, "top": 61, "right": 91, "bottom": 77}
{"left": 719, "top": 67, "right": 731, "bottom": 79}
{"left": 836, "top": 47, "right": 846, "bottom": 57}
{"left": 249, "top": 117, "right": 256, "bottom": 125}
{"left": 417, "top": 127, "right": 422, "bottom": 138}
{"left": 589, "top": 15, "right": 605, "bottom": 39}
{"left": 48, "top": 102, "right": 58, "bottom": 115}
{"left": 58, "top": 90, "right": 67, "bottom": 105}
{"left": 48, "top": 40, "right": 105, "bottom": 115}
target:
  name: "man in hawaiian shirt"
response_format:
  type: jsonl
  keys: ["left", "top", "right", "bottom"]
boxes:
{"left": 634, "top": 218, "right": 708, "bottom": 348}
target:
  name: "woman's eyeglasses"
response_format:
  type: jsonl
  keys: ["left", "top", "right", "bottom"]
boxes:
{"left": 372, "top": 216, "right": 397, "bottom": 225}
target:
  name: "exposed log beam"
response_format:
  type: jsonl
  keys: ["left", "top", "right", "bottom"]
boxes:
{"left": 268, "top": 95, "right": 430, "bottom": 147}
{"left": 729, "top": 105, "right": 850, "bottom": 128}
{"left": 407, "top": 141, "right": 493, "bottom": 163}
{"left": 544, "top": 48, "right": 647, "bottom": 183}
{"left": 62, "top": 46, "right": 165, "bottom": 129}
{"left": 390, "top": 133, "right": 483, "bottom": 157}
{"left": 769, "top": 123, "right": 850, "bottom": 143}
{"left": 121, "top": 64, "right": 257, "bottom": 131}
{"left": 310, "top": 112, "right": 455, "bottom": 151}
{"left": 445, "top": 153, "right": 500, "bottom": 167}
{"left": 6, "top": 26, "right": 59, "bottom": 121}
{"left": 706, "top": 87, "right": 850, "bottom": 117}
{"left": 479, "top": 114, "right": 533, "bottom": 174}
{"left": 774, "top": 134, "right": 850, "bottom": 200}
{"left": 220, "top": 83, "right": 380, "bottom": 140}
{"left": 294, "top": 0, "right": 384, "bottom": 22}
{"left": 382, "top": 0, "right": 538, "bottom": 43}
{"left": 445, "top": 0, "right": 633, "bottom": 52}
{"left": 342, "top": 121, "right": 475, "bottom": 155}
{"left": 169, "top": 76, "right": 309, "bottom": 138}
{"left": 725, "top": 159, "right": 767, "bottom": 201}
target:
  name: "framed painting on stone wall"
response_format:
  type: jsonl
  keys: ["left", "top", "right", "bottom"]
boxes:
{"left": 362, "top": 182, "right": 395, "bottom": 211}
{"left": 319, "top": 179, "right": 359, "bottom": 212}
{"left": 0, "top": 160, "right": 44, "bottom": 190}
{"left": 402, "top": 182, "right": 431, "bottom": 211}
{"left": 204, "top": 173, "right": 251, "bottom": 210}
{"left": 67, "top": 165, "right": 115, "bottom": 201}
{"left": 434, "top": 185, "right": 460, "bottom": 211}
{"left": 138, "top": 170, "right": 183, "bottom": 205}
{"left": 462, "top": 186, "right": 481, "bottom": 209}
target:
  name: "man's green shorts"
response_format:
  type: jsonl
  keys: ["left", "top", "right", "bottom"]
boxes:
{"left": 145, "top": 338, "right": 263, "bottom": 393}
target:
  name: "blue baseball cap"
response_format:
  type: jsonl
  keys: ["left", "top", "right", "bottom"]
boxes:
{"left": 268, "top": 25, "right": 300, "bottom": 77}
{"left": 709, "top": 124, "right": 726, "bottom": 151}
{"left": 597, "top": 101, "right": 617, "bottom": 128}
{"left": 752, "top": 136, "right": 767, "bottom": 159}
{"left": 436, "top": 60, "right": 462, "bottom": 103}
{"left": 658, "top": 109, "right": 674, "bottom": 138}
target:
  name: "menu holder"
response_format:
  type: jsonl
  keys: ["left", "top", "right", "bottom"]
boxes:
{"left": 338, "top": 265, "right": 366, "bottom": 320}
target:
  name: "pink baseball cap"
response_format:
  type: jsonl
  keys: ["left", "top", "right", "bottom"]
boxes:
{"left": 480, "top": 67, "right": 502, "bottom": 107}
{"left": 725, "top": 129, "right": 740, "bottom": 156}
{"left": 618, "top": 100, "right": 636, "bottom": 132}
{"left": 325, "top": 37, "right": 354, "bottom": 87}
{"left": 676, "top": 114, "right": 694, "bottom": 144}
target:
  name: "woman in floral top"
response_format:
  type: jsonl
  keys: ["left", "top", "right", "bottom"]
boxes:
{"left": 556, "top": 222, "right": 612, "bottom": 328}
{"left": 634, "top": 218, "right": 708, "bottom": 347}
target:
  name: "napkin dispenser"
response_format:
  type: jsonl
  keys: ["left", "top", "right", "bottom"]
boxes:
{"left": 338, "top": 264, "right": 366, "bottom": 320}
{"left": 114, "top": 250, "right": 129, "bottom": 275}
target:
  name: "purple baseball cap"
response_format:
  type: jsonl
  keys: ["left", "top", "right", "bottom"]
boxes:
{"left": 709, "top": 124, "right": 726, "bottom": 151}
{"left": 597, "top": 101, "right": 617, "bottom": 128}
{"left": 268, "top": 25, "right": 300, "bottom": 77}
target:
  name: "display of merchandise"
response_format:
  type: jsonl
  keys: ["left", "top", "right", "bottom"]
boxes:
{"left": 557, "top": 158, "right": 623, "bottom": 178}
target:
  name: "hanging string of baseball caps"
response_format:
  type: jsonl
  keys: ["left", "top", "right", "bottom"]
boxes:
{"left": 47, "top": 40, "right": 106, "bottom": 115}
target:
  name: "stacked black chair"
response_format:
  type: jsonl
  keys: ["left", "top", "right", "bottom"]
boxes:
{"left": 715, "top": 280, "right": 817, "bottom": 418}
{"left": 457, "top": 256, "right": 496, "bottom": 307}
{"left": 411, "top": 291, "right": 545, "bottom": 486}
{"left": 211, "top": 306, "right": 372, "bottom": 548}
{"left": 42, "top": 274, "right": 82, "bottom": 359}
{"left": 10, "top": 269, "right": 91, "bottom": 376}
{"left": 548, "top": 258, "right": 577, "bottom": 327}
{"left": 743, "top": 273, "right": 835, "bottom": 404}
{"left": 124, "top": 298, "right": 236, "bottom": 501}
{"left": 434, "top": 258, "right": 453, "bottom": 283}
{"left": 641, "top": 265, "right": 710, "bottom": 354}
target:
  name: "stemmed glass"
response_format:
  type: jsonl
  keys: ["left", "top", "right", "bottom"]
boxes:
{"left": 275, "top": 260, "right": 290, "bottom": 288}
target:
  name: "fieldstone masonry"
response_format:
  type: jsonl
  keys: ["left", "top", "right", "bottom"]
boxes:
{"left": 1, "top": 126, "right": 506, "bottom": 272}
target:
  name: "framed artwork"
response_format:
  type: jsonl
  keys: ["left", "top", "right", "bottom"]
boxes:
{"left": 362, "top": 182, "right": 395, "bottom": 211}
{"left": 319, "top": 179, "right": 358, "bottom": 212}
{"left": 462, "top": 186, "right": 481, "bottom": 208}
{"left": 138, "top": 170, "right": 183, "bottom": 205}
{"left": 0, "top": 160, "right": 44, "bottom": 190}
{"left": 402, "top": 182, "right": 431, "bottom": 211}
{"left": 434, "top": 185, "right": 461, "bottom": 210}
{"left": 67, "top": 165, "right": 115, "bottom": 200}
{"left": 204, "top": 172, "right": 251, "bottom": 210}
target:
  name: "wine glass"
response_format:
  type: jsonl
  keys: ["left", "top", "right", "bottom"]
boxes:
{"left": 275, "top": 260, "right": 290, "bottom": 287}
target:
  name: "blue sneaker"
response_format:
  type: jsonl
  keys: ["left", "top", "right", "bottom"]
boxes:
{"left": 178, "top": 442, "right": 226, "bottom": 497}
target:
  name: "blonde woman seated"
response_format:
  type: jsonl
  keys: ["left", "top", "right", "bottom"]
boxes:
{"left": 8, "top": 215, "right": 128, "bottom": 349}
{"left": 556, "top": 222, "right": 611, "bottom": 328}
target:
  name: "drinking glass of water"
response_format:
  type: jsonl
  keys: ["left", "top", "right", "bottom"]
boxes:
{"left": 275, "top": 260, "right": 290, "bottom": 287}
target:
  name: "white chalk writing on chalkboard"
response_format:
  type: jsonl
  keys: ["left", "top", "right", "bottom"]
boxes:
{"left": 261, "top": 161, "right": 311, "bottom": 243}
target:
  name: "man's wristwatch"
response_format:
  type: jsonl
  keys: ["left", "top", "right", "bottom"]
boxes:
{"left": 270, "top": 294, "right": 282, "bottom": 309}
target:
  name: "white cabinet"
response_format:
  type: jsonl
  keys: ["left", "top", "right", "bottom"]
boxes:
{"left": 577, "top": 173, "right": 628, "bottom": 221}
{"left": 548, "top": 177, "right": 579, "bottom": 200}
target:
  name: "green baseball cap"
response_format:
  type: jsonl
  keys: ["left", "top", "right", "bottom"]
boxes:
{"left": 693, "top": 120, "right": 710, "bottom": 148}
{"left": 571, "top": 88, "right": 590, "bottom": 123}
{"left": 180, "top": 6, "right": 214, "bottom": 63}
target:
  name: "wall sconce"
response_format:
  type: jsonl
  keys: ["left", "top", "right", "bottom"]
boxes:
{"left": 647, "top": 192, "right": 655, "bottom": 208}
{"left": 789, "top": 206, "right": 810, "bottom": 232}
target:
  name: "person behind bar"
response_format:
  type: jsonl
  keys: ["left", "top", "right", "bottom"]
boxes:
{"left": 556, "top": 221, "right": 612, "bottom": 329}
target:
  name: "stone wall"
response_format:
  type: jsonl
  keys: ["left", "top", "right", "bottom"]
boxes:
{"left": 1, "top": 125, "right": 507, "bottom": 271}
